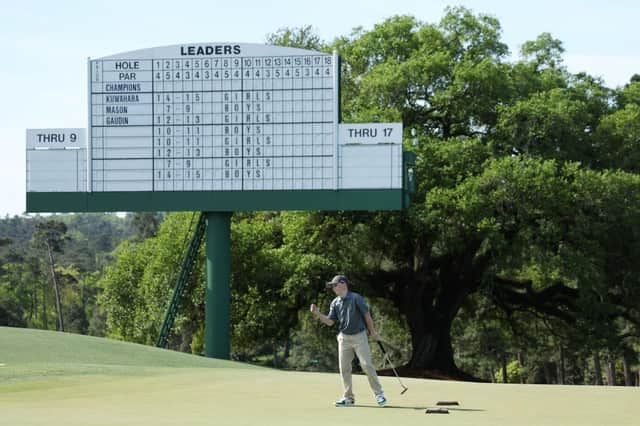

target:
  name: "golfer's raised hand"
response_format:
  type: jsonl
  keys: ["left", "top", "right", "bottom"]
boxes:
{"left": 310, "top": 304, "right": 319, "bottom": 315}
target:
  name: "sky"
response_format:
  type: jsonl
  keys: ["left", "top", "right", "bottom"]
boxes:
{"left": 2, "top": 0, "right": 639, "bottom": 216}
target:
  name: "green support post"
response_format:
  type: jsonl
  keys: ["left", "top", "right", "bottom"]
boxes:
{"left": 205, "top": 211, "right": 231, "bottom": 359}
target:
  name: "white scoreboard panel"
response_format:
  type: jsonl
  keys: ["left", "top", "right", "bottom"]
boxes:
{"left": 26, "top": 129, "right": 87, "bottom": 192}
{"left": 338, "top": 123, "right": 403, "bottom": 189}
{"left": 89, "top": 44, "right": 338, "bottom": 192}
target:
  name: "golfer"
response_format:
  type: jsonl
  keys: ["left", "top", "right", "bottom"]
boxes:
{"left": 310, "top": 275, "right": 387, "bottom": 407}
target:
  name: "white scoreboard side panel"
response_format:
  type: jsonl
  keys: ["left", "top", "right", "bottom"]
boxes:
{"left": 339, "top": 145, "right": 403, "bottom": 189}
{"left": 27, "top": 150, "right": 85, "bottom": 192}
{"left": 89, "top": 43, "right": 338, "bottom": 192}
{"left": 26, "top": 129, "right": 87, "bottom": 192}
{"left": 337, "top": 123, "right": 403, "bottom": 189}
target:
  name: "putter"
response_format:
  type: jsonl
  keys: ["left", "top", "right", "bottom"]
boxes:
{"left": 377, "top": 340, "right": 408, "bottom": 395}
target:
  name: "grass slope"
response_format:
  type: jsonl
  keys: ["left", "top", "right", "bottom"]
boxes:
{"left": 1, "top": 327, "right": 637, "bottom": 426}
{"left": 0, "top": 326, "right": 251, "bottom": 384}
{"left": 0, "top": 326, "right": 245, "bottom": 368}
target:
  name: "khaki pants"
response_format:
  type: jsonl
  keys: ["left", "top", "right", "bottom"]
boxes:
{"left": 337, "top": 330, "right": 383, "bottom": 399}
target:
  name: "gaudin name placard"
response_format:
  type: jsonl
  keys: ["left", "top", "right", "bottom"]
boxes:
{"left": 89, "top": 44, "right": 339, "bottom": 192}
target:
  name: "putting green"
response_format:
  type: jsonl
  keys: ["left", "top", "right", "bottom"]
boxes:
{"left": 1, "top": 327, "right": 637, "bottom": 425}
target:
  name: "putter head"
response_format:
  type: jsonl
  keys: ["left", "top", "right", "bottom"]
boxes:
{"left": 401, "top": 386, "right": 408, "bottom": 395}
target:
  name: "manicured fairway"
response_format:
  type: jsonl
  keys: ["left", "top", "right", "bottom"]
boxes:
{"left": 1, "top": 327, "right": 637, "bottom": 425}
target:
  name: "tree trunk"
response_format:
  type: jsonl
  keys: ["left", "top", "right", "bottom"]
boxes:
{"left": 283, "top": 339, "right": 291, "bottom": 360}
{"left": 517, "top": 352, "right": 525, "bottom": 384}
{"left": 593, "top": 352, "right": 603, "bottom": 385}
{"left": 28, "top": 288, "right": 37, "bottom": 323}
{"left": 41, "top": 280, "right": 49, "bottom": 330}
{"left": 272, "top": 341, "right": 279, "bottom": 368}
{"left": 45, "top": 242, "right": 64, "bottom": 332}
{"left": 606, "top": 358, "right": 616, "bottom": 386}
{"left": 400, "top": 252, "right": 484, "bottom": 380}
{"left": 407, "top": 321, "right": 457, "bottom": 372}
{"left": 543, "top": 362, "right": 553, "bottom": 384}
{"left": 400, "top": 272, "right": 457, "bottom": 373}
{"left": 30, "top": 290, "right": 36, "bottom": 323}
{"left": 501, "top": 356, "right": 508, "bottom": 383}
{"left": 557, "top": 347, "right": 565, "bottom": 385}
{"left": 374, "top": 242, "right": 488, "bottom": 381}
{"left": 403, "top": 286, "right": 477, "bottom": 379}
{"left": 487, "top": 366, "right": 495, "bottom": 383}
{"left": 622, "top": 348, "right": 634, "bottom": 386}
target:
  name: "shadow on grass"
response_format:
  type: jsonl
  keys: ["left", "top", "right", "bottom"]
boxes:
{"left": 434, "top": 407, "right": 485, "bottom": 412}
{"left": 351, "top": 404, "right": 485, "bottom": 412}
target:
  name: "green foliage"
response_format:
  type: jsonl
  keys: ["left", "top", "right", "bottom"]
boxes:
{"left": 447, "top": 161, "right": 640, "bottom": 381}
{"left": 128, "top": 212, "right": 162, "bottom": 241}
{"left": 0, "top": 214, "right": 131, "bottom": 332}
{"left": 287, "top": 310, "right": 338, "bottom": 372}
{"left": 230, "top": 213, "right": 290, "bottom": 357}
{"left": 368, "top": 297, "right": 412, "bottom": 366}
{"left": 595, "top": 104, "right": 640, "bottom": 172}
{"left": 617, "top": 81, "right": 640, "bottom": 107}
{"left": 33, "top": 220, "right": 68, "bottom": 253}
{"left": 335, "top": 11, "right": 511, "bottom": 138}
{"left": 494, "top": 89, "right": 593, "bottom": 160}
{"left": 520, "top": 32, "right": 565, "bottom": 70}
{"left": 265, "top": 25, "right": 325, "bottom": 51}
{"left": 500, "top": 360, "right": 525, "bottom": 383}
{"left": 0, "top": 287, "right": 26, "bottom": 327}
{"left": 98, "top": 213, "right": 195, "bottom": 344}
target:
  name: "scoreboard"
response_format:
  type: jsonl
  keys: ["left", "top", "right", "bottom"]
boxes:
{"left": 90, "top": 44, "right": 338, "bottom": 192}
{"left": 26, "top": 43, "right": 410, "bottom": 213}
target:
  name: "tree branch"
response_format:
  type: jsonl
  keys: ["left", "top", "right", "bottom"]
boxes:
{"left": 492, "top": 276, "right": 578, "bottom": 323}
